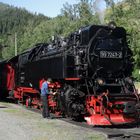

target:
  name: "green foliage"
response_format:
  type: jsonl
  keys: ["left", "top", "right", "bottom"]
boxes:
{"left": 133, "top": 69, "right": 140, "bottom": 81}
{"left": 105, "top": 0, "right": 140, "bottom": 80}
{"left": 0, "top": 2, "right": 49, "bottom": 59}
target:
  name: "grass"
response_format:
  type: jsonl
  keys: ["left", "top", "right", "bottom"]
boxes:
{"left": 2, "top": 108, "right": 34, "bottom": 118}
{"left": 36, "top": 120, "right": 106, "bottom": 140}
{"left": 3, "top": 109, "right": 20, "bottom": 113}
{"left": 2, "top": 106, "right": 39, "bottom": 119}
{"left": 36, "top": 121, "right": 56, "bottom": 129}
{"left": 85, "top": 135, "right": 106, "bottom": 140}
{"left": 0, "top": 102, "right": 106, "bottom": 140}
{"left": 0, "top": 101, "right": 13, "bottom": 107}
{"left": 34, "top": 134, "right": 105, "bottom": 140}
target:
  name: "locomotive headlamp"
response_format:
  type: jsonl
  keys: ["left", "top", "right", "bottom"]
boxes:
{"left": 108, "top": 21, "right": 116, "bottom": 29}
{"left": 96, "top": 78, "right": 105, "bottom": 85}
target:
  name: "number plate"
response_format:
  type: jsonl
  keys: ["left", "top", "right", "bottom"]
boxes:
{"left": 100, "top": 51, "right": 122, "bottom": 58}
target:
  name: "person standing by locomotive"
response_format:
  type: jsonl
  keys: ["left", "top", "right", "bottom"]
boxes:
{"left": 41, "top": 77, "right": 51, "bottom": 118}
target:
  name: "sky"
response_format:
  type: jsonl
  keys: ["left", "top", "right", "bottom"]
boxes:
{"left": 0, "top": 0, "right": 81, "bottom": 17}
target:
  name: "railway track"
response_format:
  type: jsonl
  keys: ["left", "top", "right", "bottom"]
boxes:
{"left": 20, "top": 104, "right": 140, "bottom": 140}
{"left": 61, "top": 118, "right": 140, "bottom": 140}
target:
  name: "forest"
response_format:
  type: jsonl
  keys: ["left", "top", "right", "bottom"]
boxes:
{"left": 0, "top": 0, "right": 140, "bottom": 80}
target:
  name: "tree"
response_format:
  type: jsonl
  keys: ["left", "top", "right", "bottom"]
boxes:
{"left": 105, "top": 0, "right": 140, "bottom": 80}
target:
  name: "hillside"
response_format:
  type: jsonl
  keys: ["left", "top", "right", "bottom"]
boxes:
{"left": 0, "top": 2, "right": 49, "bottom": 34}
{"left": 0, "top": 2, "right": 49, "bottom": 58}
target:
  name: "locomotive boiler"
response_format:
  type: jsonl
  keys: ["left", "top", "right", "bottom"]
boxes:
{"left": 1, "top": 23, "right": 140, "bottom": 125}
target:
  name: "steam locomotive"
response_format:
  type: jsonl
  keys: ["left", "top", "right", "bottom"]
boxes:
{"left": 0, "top": 23, "right": 140, "bottom": 125}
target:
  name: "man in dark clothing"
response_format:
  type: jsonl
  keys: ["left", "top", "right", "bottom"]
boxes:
{"left": 41, "top": 77, "right": 51, "bottom": 118}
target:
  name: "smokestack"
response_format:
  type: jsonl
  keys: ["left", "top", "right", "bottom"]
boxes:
{"left": 93, "top": 0, "right": 106, "bottom": 24}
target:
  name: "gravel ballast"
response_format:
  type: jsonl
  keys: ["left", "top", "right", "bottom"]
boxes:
{"left": 0, "top": 102, "right": 106, "bottom": 140}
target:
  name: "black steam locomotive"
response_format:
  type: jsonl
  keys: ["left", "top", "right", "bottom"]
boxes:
{"left": 18, "top": 24, "right": 133, "bottom": 87}
{"left": 1, "top": 23, "right": 139, "bottom": 125}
